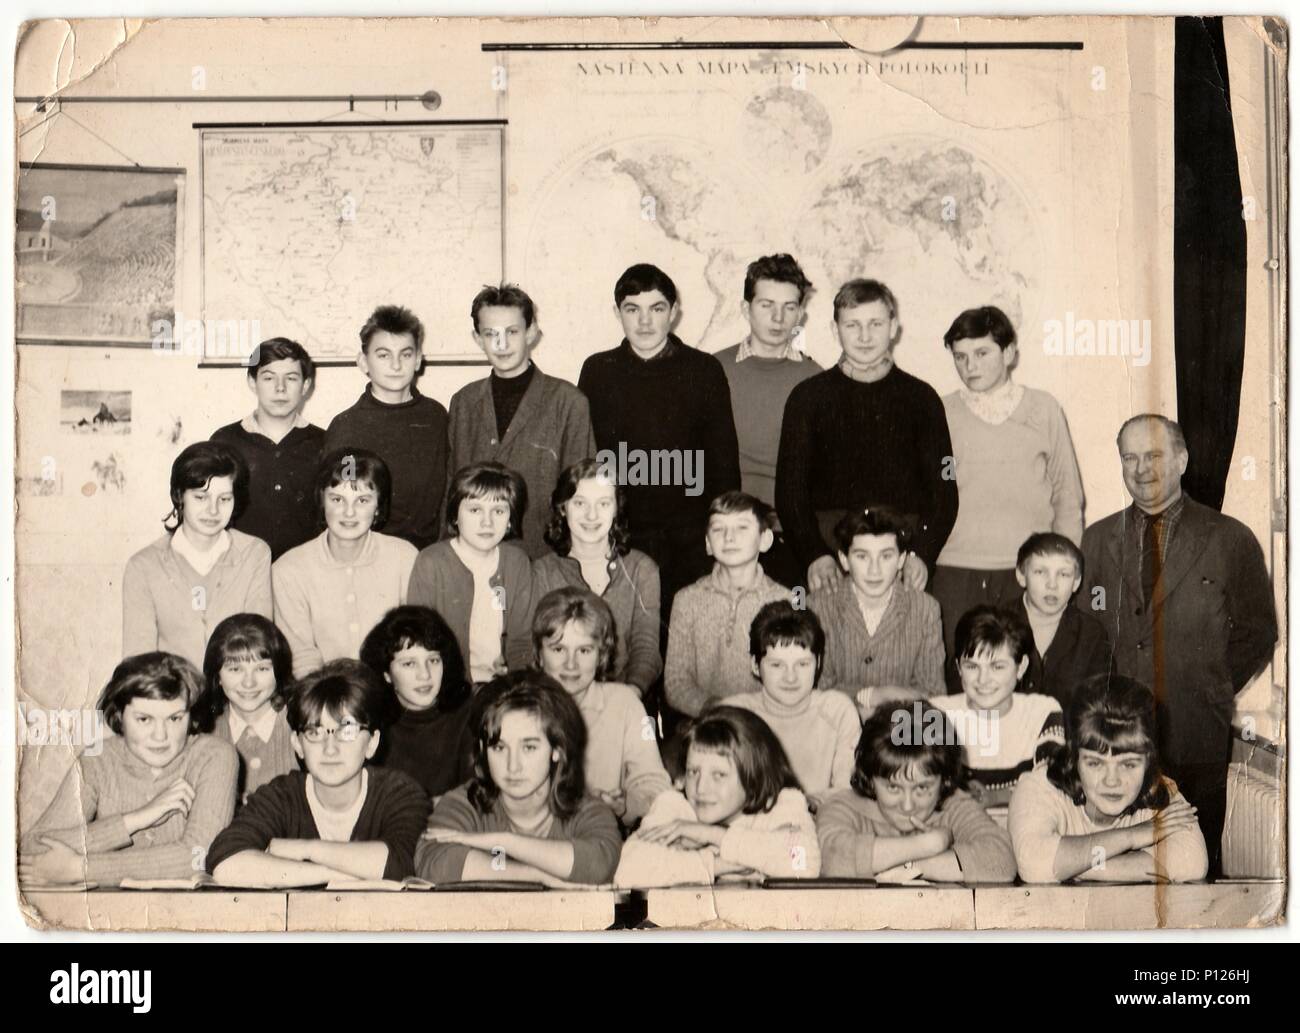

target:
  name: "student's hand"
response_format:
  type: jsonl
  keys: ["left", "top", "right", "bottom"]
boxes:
{"left": 267, "top": 838, "right": 316, "bottom": 862}
{"left": 125, "top": 778, "right": 195, "bottom": 835}
{"left": 854, "top": 685, "right": 923, "bottom": 720}
{"left": 596, "top": 789, "right": 627, "bottom": 818}
{"left": 912, "top": 819, "right": 954, "bottom": 857}
{"left": 491, "top": 656, "right": 509, "bottom": 677}
{"left": 903, "top": 554, "right": 928, "bottom": 591}
{"left": 1126, "top": 799, "right": 1200, "bottom": 851}
{"left": 19, "top": 837, "right": 86, "bottom": 885}
{"left": 967, "top": 779, "right": 988, "bottom": 804}
{"left": 876, "top": 862, "right": 924, "bottom": 884}
{"left": 806, "top": 555, "right": 841, "bottom": 593}
{"left": 634, "top": 820, "right": 724, "bottom": 850}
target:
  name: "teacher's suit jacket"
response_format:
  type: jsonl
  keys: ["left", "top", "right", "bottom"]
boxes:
{"left": 1078, "top": 496, "right": 1276, "bottom": 765}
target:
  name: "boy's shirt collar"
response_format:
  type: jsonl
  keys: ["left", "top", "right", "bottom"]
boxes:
{"left": 363, "top": 383, "right": 421, "bottom": 407}
{"left": 706, "top": 561, "right": 773, "bottom": 596}
{"left": 240, "top": 410, "right": 309, "bottom": 436}
{"left": 620, "top": 334, "right": 680, "bottom": 363}
{"left": 959, "top": 378, "right": 1024, "bottom": 425}
{"left": 837, "top": 356, "right": 894, "bottom": 383}
{"left": 736, "top": 334, "right": 806, "bottom": 363}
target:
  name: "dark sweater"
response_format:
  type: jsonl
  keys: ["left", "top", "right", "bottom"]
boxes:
{"left": 210, "top": 420, "right": 326, "bottom": 560}
{"left": 775, "top": 364, "right": 959, "bottom": 569}
{"left": 376, "top": 700, "right": 476, "bottom": 798}
{"left": 323, "top": 386, "right": 449, "bottom": 549}
{"left": 206, "top": 767, "right": 432, "bottom": 881}
{"left": 578, "top": 336, "right": 741, "bottom": 539}
{"left": 490, "top": 363, "right": 536, "bottom": 440}
{"left": 1020, "top": 598, "right": 1115, "bottom": 710}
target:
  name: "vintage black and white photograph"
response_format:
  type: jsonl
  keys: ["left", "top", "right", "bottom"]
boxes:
{"left": 8, "top": 13, "right": 1288, "bottom": 939}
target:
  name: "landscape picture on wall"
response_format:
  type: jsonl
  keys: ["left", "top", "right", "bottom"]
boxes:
{"left": 16, "top": 163, "right": 183, "bottom": 346}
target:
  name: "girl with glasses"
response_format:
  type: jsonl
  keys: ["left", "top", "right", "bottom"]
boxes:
{"left": 206, "top": 659, "right": 430, "bottom": 887}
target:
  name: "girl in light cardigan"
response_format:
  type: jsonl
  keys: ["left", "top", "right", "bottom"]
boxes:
{"left": 1009, "top": 673, "right": 1207, "bottom": 884}
{"left": 272, "top": 449, "right": 418, "bottom": 679}
{"left": 122, "top": 441, "right": 272, "bottom": 670}
{"left": 19, "top": 652, "right": 238, "bottom": 888}
{"left": 615, "top": 706, "right": 820, "bottom": 887}
{"left": 533, "top": 586, "right": 671, "bottom": 824}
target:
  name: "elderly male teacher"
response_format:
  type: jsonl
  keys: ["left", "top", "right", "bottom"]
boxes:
{"left": 1080, "top": 414, "right": 1276, "bottom": 878}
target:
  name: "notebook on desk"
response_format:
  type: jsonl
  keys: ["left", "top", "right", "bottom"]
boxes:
{"left": 118, "top": 874, "right": 214, "bottom": 891}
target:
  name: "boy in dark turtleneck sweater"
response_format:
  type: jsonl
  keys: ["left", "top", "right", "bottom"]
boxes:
{"left": 776, "top": 278, "right": 958, "bottom": 595}
{"left": 578, "top": 264, "right": 741, "bottom": 613}
{"left": 324, "top": 305, "right": 449, "bottom": 550}
{"left": 443, "top": 285, "right": 595, "bottom": 557}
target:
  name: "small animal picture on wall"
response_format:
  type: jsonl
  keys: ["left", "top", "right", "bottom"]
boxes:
{"left": 60, "top": 389, "right": 131, "bottom": 435}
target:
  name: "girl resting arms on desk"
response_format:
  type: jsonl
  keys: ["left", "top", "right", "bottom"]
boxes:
{"left": 20, "top": 652, "right": 238, "bottom": 888}
{"left": 415, "top": 671, "right": 622, "bottom": 886}
{"left": 815, "top": 702, "right": 1015, "bottom": 883}
{"left": 615, "top": 706, "right": 820, "bottom": 887}
{"left": 1008, "top": 673, "right": 1207, "bottom": 884}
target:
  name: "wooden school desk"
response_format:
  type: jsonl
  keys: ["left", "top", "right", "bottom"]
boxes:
{"left": 23, "top": 889, "right": 289, "bottom": 932}
{"left": 285, "top": 887, "right": 623, "bottom": 932}
{"left": 973, "top": 880, "right": 1284, "bottom": 930}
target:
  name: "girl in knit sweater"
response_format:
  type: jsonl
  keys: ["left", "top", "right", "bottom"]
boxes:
{"left": 533, "top": 586, "right": 671, "bottom": 824}
{"left": 360, "top": 605, "right": 475, "bottom": 800}
{"left": 272, "top": 448, "right": 418, "bottom": 678}
{"left": 722, "top": 600, "right": 860, "bottom": 808}
{"left": 19, "top": 652, "right": 238, "bottom": 888}
{"left": 1009, "top": 674, "right": 1207, "bottom": 884}
{"left": 202, "top": 613, "right": 298, "bottom": 807}
{"left": 615, "top": 706, "right": 820, "bottom": 887}
{"left": 415, "top": 672, "right": 623, "bottom": 886}
{"left": 532, "top": 457, "right": 663, "bottom": 694}
{"left": 815, "top": 702, "right": 1015, "bottom": 884}
{"left": 122, "top": 441, "right": 273, "bottom": 670}
{"left": 407, "top": 462, "right": 534, "bottom": 684}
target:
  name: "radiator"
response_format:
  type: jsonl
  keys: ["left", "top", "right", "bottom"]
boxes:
{"left": 1221, "top": 761, "right": 1283, "bottom": 879}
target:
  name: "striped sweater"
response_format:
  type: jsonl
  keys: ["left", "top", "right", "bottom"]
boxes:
{"left": 20, "top": 734, "right": 238, "bottom": 887}
{"left": 932, "top": 692, "right": 1064, "bottom": 794}
{"left": 808, "top": 577, "right": 946, "bottom": 700}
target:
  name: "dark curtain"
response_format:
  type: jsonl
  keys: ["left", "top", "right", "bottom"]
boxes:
{"left": 1173, "top": 16, "right": 1248, "bottom": 511}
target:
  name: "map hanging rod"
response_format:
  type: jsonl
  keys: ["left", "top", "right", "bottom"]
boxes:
{"left": 16, "top": 91, "right": 448, "bottom": 110}
{"left": 480, "top": 40, "right": 1084, "bottom": 51}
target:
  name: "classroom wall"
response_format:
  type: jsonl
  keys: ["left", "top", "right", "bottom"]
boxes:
{"left": 14, "top": 16, "right": 1280, "bottom": 814}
